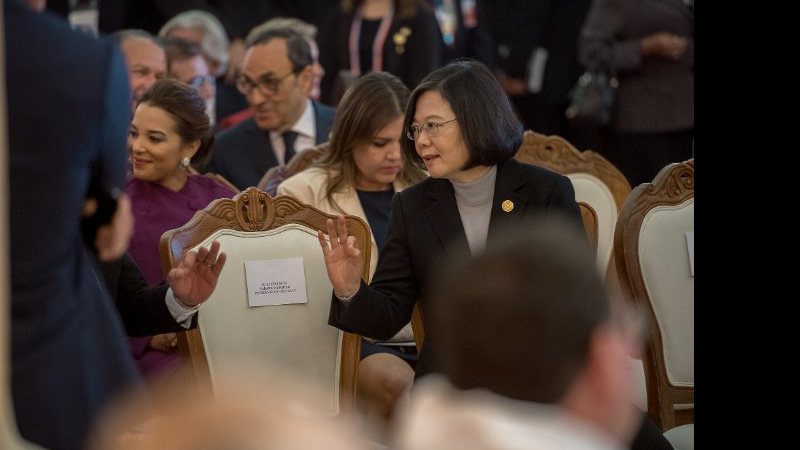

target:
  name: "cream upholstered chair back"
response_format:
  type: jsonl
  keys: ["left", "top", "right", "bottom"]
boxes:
{"left": 160, "top": 188, "right": 367, "bottom": 417}
{"left": 514, "top": 131, "right": 648, "bottom": 413}
{"left": 515, "top": 130, "right": 631, "bottom": 275}
{"left": 614, "top": 160, "right": 694, "bottom": 431}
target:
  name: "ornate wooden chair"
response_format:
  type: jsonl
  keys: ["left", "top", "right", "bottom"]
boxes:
{"left": 514, "top": 130, "right": 631, "bottom": 274}
{"left": 614, "top": 160, "right": 694, "bottom": 432}
{"left": 257, "top": 143, "right": 328, "bottom": 196}
{"left": 187, "top": 166, "right": 240, "bottom": 194}
{"left": 160, "top": 187, "right": 368, "bottom": 416}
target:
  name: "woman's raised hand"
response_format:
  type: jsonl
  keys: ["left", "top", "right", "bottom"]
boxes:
{"left": 317, "top": 215, "right": 364, "bottom": 297}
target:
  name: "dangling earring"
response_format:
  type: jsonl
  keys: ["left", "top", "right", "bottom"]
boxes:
{"left": 181, "top": 156, "right": 191, "bottom": 169}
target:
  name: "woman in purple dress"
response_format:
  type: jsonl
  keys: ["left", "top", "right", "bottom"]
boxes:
{"left": 126, "top": 79, "right": 236, "bottom": 380}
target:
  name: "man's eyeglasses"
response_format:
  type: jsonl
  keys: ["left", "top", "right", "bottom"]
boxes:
{"left": 236, "top": 70, "right": 295, "bottom": 96}
{"left": 187, "top": 74, "right": 215, "bottom": 90}
{"left": 406, "top": 119, "right": 457, "bottom": 140}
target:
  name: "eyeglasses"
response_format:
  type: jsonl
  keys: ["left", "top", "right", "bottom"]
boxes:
{"left": 236, "top": 70, "right": 295, "bottom": 96}
{"left": 187, "top": 74, "right": 215, "bottom": 90}
{"left": 406, "top": 119, "right": 457, "bottom": 140}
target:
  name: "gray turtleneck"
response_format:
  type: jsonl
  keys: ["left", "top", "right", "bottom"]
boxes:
{"left": 450, "top": 165, "right": 498, "bottom": 255}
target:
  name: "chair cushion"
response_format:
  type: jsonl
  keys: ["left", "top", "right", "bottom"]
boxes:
{"left": 192, "top": 224, "right": 342, "bottom": 415}
{"left": 567, "top": 173, "right": 618, "bottom": 274}
{"left": 639, "top": 199, "right": 694, "bottom": 386}
{"left": 663, "top": 424, "right": 694, "bottom": 450}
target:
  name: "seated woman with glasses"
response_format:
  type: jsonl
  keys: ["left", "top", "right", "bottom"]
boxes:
{"left": 317, "top": 60, "right": 583, "bottom": 378}
{"left": 277, "top": 72, "right": 426, "bottom": 436}
{"left": 126, "top": 79, "right": 236, "bottom": 382}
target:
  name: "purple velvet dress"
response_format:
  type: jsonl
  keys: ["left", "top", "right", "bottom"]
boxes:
{"left": 125, "top": 175, "right": 236, "bottom": 379}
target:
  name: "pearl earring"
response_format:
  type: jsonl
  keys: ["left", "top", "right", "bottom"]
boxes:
{"left": 181, "top": 156, "right": 190, "bottom": 169}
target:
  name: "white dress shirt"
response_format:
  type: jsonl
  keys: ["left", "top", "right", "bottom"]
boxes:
{"left": 165, "top": 288, "right": 201, "bottom": 328}
{"left": 269, "top": 99, "right": 316, "bottom": 165}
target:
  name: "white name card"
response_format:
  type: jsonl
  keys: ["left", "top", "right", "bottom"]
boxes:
{"left": 244, "top": 257, "right": 308, "bottom": 307}
{"left": 686, "top": 231, "right": 694, "bottom": 277}
{"left": 526, "top": 47, "right": 548, "bottom": 93}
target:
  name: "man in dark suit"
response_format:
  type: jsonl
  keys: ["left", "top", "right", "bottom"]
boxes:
{"left": 208, "top": 28, "right": 335, "bottom": 190}
{"left": 5, "top": 2, "right": 225, "bottom": 448}
{"left": 6, "top": 1, "right": 136, "bottom": 448}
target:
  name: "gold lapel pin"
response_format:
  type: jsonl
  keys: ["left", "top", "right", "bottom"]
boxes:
{"left": 394, "top": 27, "right": 412, "bottom": 54}
{"left": 501, "top": 199, "right": 514, "bottom": 213}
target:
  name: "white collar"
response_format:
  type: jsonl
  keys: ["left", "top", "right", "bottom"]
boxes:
{"left": 280, "top": 98, "right": 315, "bottom": 139}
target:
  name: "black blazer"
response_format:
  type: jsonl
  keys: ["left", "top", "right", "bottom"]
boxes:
{"left": 329, "top": 158, "right": 582, "bottom": 376}
{"left": 319, "top": 3, "right": 444, "bottom": 104}
{"left": 99, "top": 253, "right": 192, "bottom": 338}
{"left": 208, "top": 101, "right": 336, "bottom": 190}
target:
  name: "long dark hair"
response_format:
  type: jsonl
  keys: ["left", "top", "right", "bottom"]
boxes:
{"left": 315, "top": 72, "right": 426, "bottom": 212}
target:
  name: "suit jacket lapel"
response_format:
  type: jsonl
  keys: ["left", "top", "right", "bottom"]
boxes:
{"left": 243, "top": 119, "right": 277, "bottom": 176}
{"left": 423, "top": 179, "right": 470, "bottom": 259}
{"left": 487, "top": 159, "right": 530, "bottom": 248}
{"left": 312, "top": 101, "right": 334, "bottom": 144}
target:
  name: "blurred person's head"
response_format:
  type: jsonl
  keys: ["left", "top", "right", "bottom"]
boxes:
{"left": 429, "top": 216, "right": 641, "bottom": 444}
{"left": 89, "top": 368, "right": 369, "bottom": 450}
{"left": 158, "top": 10, "right": 230, "bottom": 78}
{"left": 22, "top": 0, "right": 46, "bottom": 11}
{"left": 402, "top": 60, "right": 523, "bottom": 183}
{"left": 162, "top": 36, "right": 217, "bottom": 125}
{"left": 311, "top": 72, "right": 426, "bottom": 212}
{"left": 236, "top": 29, "right": 314, "bottom": 133}
{"left": 129, "top": 79, "right": 214, "bottom": 191}
{"left": 246, "top": 17, "right": 324, "bottom": 101}
{"left": 112, "top": 30, "right": 167, "bottom": 106}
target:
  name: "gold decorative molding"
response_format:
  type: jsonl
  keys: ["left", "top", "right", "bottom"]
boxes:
{"left": 273, "top": 195, "right": 309, "bottom": 219}
{"left": 515, "top": 130, "right": 631, "bottom": 209}
{"left": 161, "top": 187, "right": 372, "bottom": 278}
{"left": 204, "top": 197, "right": 237, "bottom": 224}
{"left": 628, "top": 160, "right": 694, "bottom": 218}
{"left": 235, "top": 188, "right": 273, "bottom": 231}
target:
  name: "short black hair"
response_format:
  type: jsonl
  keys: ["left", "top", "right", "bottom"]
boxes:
{"left": 244, "top": 28, "right": 312, "bottom": 73}
{"left": 428, "top": 215, "right": 608, "bottom": 403}
{"left": 401, "top": 59, "right": 524, "bottom": 171}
